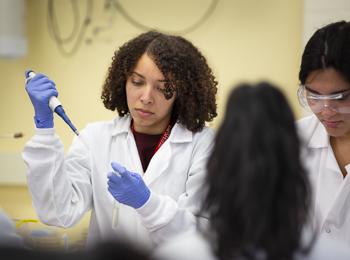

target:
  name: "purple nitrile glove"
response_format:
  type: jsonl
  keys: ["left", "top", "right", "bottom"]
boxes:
{"left": 107, "top": 162, "right": 151, "bottom": 209}
{"left": 25, "top": 71, "right": 58, "bottom": 128}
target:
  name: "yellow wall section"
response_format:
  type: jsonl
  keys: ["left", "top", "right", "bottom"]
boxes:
{"left": 0, "top": 0, "right": 303, "bottom": 152}
{"left": 0, "top": 0, "right": 303, "bottom": 247}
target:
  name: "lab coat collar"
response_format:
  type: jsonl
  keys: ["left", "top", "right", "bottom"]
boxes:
{"left": 110, "top": 115, "right": 193, "bottom": 143}
{"left": 111, "top": 116, "right": 131, "bottom": 136}
{"left": 345, "top": 164, "right": 350, "bottom": 175}
{"left": 306, "top": 117, "right": 345, "bottom": 174}
{"left": 143, "top": 126, "right": 192, "bottom": 185}
{"left": 308, "top": 119, "right": 329, "bottom": 149}
{"left": 168, "top": 123, "right": 193, "bottom": 143}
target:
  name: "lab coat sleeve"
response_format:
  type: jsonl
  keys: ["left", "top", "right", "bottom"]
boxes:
{"left": 22, "top": 127, "right": 92, "bottom": 228}
{"left": 136, "top": 128, "right": 213, "bottom": 244}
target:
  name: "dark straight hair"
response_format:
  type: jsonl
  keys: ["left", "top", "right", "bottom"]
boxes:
{"left": 299, "top": 20, "right": 350, "bottom": 84}
{"left": 202, "top": 82, "right": 311, "bottom": 260}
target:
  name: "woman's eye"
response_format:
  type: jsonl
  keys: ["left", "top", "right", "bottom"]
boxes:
{"left": 132, "top": 80, "right": 144, "bottom": 86}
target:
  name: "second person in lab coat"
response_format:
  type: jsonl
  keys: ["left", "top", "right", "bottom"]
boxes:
{"left": 22, "top": 31, "right": 217, "bottom": 248}
{"left": 296, "top": 20, "right": 350, "bottom": 245}
{"left": 156, "top": 82, "right": 350, "bottom": 260}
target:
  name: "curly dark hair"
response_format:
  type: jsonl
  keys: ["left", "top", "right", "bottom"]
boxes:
{"left": 299, "top": 20, "right": 350, "bottom": 84}
{"left": 202, "top": 82, "right": 312, "bottom": 260}
{"left": 101, "top": 31, "right": 217, "bottom": 132}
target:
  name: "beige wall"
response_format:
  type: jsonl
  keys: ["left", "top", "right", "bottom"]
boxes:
{"left": 0, "top": 0, "right": 303, "bottom": 246}
{"left": 0, "top": 0, "right": 303, "bottom": 152}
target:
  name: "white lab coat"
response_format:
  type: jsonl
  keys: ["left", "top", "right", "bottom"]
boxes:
{"left": 22, "top": 116, "right": 214, "bottom": 248}
{"left": 155, "top": 229, "right": 350, "bottom": 260}
{"left": 297, "top": 115, "right": 350, "bottom": 245}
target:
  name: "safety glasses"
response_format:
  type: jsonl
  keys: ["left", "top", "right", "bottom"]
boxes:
{"left": 297, "top": 85, "right": 350, "bottom": 114}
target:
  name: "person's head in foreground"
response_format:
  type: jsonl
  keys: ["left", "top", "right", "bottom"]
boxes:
{"left": 203, "top": 82, "right": 311, "bottom": 260}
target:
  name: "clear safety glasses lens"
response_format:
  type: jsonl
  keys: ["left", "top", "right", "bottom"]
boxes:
{"left": 297, "top": 85, "right": 350, "bottom": 114}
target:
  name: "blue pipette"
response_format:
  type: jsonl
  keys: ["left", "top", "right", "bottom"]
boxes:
{"left": 25, "top": 71, "right": 80, "bottom": 136}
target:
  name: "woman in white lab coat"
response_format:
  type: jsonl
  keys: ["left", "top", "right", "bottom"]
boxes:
{"left": 296, "top": 21, "right": 350, "bottom": 245}
{"left": 156, "top": 83, "right": 350, "bottom": 260}
{"left": 22, "top": 31, "right": 217, "bottom": 248}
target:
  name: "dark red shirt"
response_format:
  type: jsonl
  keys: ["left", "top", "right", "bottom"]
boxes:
{"left": 133, "top": 131, "right": 162, "bottom": 172}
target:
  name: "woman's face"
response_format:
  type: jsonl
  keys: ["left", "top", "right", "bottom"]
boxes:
{"left": 126, "top": 53, "right": 176, "bottom": 134}
{"left": 305, "top": 68, "right": 350, "bottom": 138}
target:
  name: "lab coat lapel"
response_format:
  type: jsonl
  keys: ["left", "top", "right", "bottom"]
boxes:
{"left": 111, "top": 116, "right": 144, "bottom": 174}
{"left": 326, "top": 144, "right": 342, "bottom": 173}
{"left": 308, "top": 120, "right": 341, "bottom": 175}
{"left": 143, "top": 124, "right": 192, "bottom": 186}
{"left": 143, "top": 140, "right": 171, "bottom": 185}
{"left": 308, "top": 121, "right": 328, "bottom": 148}
{"left": 312, "top": 122, "right": 343, "bottom": 174}
{"left": 126, "top": 131, "right": 144, "bottom": 174}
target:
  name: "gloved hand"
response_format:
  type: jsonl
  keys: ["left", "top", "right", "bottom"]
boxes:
{"left": 25, "top": 72, "right": 58, "bottom": 128}
{"left": 107, "top": 162, "right": 151, "bottom": 209}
